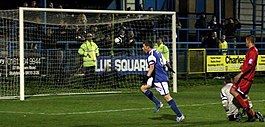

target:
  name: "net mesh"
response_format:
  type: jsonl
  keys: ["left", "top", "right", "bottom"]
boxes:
{"left": 0, "top": 9, "right": 173, "bottom": 98}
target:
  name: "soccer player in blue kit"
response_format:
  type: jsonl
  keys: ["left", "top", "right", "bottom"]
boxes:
{"left": 140, "top": 40, "right": 185, "bottom": 123}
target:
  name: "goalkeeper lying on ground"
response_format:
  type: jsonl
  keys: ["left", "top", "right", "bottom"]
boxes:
{"left": 220, "top": 74, "right": 264, "bottom": 121}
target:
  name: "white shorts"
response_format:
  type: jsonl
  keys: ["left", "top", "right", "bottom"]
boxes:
{"left": 147, "top": 77, "right": 169, "bottom": 96}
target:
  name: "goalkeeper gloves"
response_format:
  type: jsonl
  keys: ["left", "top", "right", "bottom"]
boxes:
{"left": 165, "top": 62, "right": 175, "bottom": 73}
{"left": 142, "top": 75, "right": 150, "bottom": 84}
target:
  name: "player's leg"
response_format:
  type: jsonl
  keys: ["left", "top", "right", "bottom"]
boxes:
{"left": 244, "top": 94, "right": 261, "bottom": 121}
{"left": 154, "top": 82, "right": 184, "bottom": 122}
{"left": 241, "top": 99, "right": 256, "bottom": 122}
{"left": 140, "top": 77, "right": 161, "bottom": 112}
{"left": 164, "top": 94, "right": 185, "bottom": 122}
{"left": 232, "top": 94, "right": 255, "bottom": 121}
{"left": 226, "top": 100, "right": 240, "bottom": 121}
{"left": 255, "top": 112, "right": 264, "bottom": 122}
{"left": 230, "top": 86, "right": 248, "bottom": 108}
{"left": 230, "top": 80, "right": 255, "bottom": 121}
{"left": 247, "top": 95, "right": 265, "bottom": 122}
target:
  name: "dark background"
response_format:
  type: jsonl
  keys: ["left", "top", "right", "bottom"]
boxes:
{"left": 0, "top": 0, "right": 113, "bottom": 10}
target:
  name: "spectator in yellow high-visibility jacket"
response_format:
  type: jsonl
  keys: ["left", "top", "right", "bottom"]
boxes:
{"left": 154, "top": 37, "right": 169, "bottom": 62}
{"left": 219, "top": 35, "right": 228, "bottom": 55}
{"left": 78, "top": 33, "right": 99, "bottom": 87}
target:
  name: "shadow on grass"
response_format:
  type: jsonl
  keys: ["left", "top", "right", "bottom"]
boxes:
{"left": 149, "top": 114, "right": 228, "bottom": 126}
{"left": 149, "top": 114, "right": 176, "bottom": 121}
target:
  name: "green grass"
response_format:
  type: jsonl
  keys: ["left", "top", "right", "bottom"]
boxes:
{"left": 0, "top": 83, "right": 264, "bottom": 127}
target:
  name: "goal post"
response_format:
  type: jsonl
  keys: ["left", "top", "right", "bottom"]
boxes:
{"left": 19, "top": 8, "right": 25, "bottom": 100}
{"left": 5, "top": 7, "right": 177, "bottom": 100}
{"left": 171, "top": 14, "right": 177, "bottom": 93}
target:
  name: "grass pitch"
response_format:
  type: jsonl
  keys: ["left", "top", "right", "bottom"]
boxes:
{"left": 0, "top": 83, "right": 264, "bottom": 127}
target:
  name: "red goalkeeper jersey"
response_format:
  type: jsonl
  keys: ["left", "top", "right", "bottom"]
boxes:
{"left": 241, "top": 46, "right": 258, "bottom": 81}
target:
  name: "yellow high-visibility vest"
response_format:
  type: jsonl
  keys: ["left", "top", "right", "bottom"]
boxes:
{"left": 154, "top": 43, "right": 169, "bottom": 61}
{"left": 78, "top": 40, "right": 99, "bottom": 67}
{"left": 219, "top": 41, "right": 228, "bottom": 55}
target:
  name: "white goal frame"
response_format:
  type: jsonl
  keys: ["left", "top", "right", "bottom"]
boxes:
{"left": 18, "top": 7, "right": 177, "bottom": 101}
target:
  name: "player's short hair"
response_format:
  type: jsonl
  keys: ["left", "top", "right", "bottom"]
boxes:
{"left": 144, "top": 40, "right": 154, "bottom": 48}
{"left": 246, "top": 35, "right": 255, "bottom": 44}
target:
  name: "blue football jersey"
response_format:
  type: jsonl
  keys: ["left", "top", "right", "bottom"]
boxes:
{"left": 147, "top": 49, "right": 168, "bottom": 82}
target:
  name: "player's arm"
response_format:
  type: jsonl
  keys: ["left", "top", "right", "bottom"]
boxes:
{"left": 147, "top": 55, "right": 156, "bottom": 77}
{"left": 143, "top": 55, "right": 156, "bottom": 84}
{"left": 234, "top": 72, "right": 243, "bottom": 83}
{"left": 241, "top": 51, "right": 257, "bottom": 74}
{"left": 234, "top": 65, "right": 253, "bottom": 83}
{"left": 147, "top": 64, "right": 154, "bottom": 77}
{"left": 234, "top": 51, "right": 257, "bottom": 83}
{"left": 142, "top": 64, "right": 154, "bottom": 84}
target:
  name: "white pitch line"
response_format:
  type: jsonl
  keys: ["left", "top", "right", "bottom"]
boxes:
{"left": 0, "top": 100, "right": 264, "bottom": 116}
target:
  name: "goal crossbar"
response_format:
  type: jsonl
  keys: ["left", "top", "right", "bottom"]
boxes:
{"left": 17, "top": 7, "right": 177, "bottom": 101}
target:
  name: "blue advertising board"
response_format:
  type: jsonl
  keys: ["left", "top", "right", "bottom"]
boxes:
{"left": 95, "top": 56, "right": 149, "bottom": 75}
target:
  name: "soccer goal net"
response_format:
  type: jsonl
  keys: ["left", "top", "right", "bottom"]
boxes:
{"left": 0, "top": 8, "right": 177, "bottom": 100}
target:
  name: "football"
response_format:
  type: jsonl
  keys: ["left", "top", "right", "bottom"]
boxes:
{"left": 114, "top": 37, "right": 122, "bottom": 45}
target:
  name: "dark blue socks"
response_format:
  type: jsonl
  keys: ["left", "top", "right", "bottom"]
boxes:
{"left": 168, "top": 99, "right": 182, "bottom": 117}
{"left": 144, "top": 90, "right": 160, "bottom": 105}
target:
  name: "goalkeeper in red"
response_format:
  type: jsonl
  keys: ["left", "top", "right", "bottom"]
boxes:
{"left": 140, "top": 40, "right": 184, "bottom": 123}
{"left": 230, "top": 35, "right": 264, "bottom": 122}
